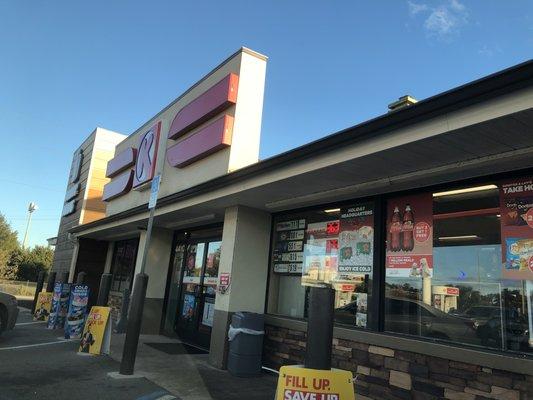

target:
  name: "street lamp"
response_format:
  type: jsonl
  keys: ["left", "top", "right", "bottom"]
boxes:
{"left": 22, "top": 202, "right": 38, "bottom": 249}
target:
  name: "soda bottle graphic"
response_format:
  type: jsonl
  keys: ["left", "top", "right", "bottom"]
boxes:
{"left": 390, "top": 206, "right": 402, "bottom": 252}
{"left": 402, "top": 204, "right": 415, "bottom": 252}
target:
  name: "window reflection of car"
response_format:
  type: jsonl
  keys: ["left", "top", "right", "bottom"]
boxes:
{"left": 335, "top": 296, "right": 479, "bottom": 345}
{"left": 476, "top": 311, "right": 529, "bottom": 351}
{"left": 451, "top": 305, "right": 501, "bottom": 329}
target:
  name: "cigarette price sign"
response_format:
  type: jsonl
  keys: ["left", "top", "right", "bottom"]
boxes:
{"left": 275, "top": 366, "right": 355, "bottom": 400}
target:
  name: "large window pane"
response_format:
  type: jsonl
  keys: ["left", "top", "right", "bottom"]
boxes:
{"left": 384, "top": 180, "right": 533, "bottom": 356}
{"left": 268, "top": 203, "right": 375, "bottom": 329}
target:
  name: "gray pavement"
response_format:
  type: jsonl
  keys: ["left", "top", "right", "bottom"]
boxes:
{"left": 0, "top": 308, "right": 176, "bottom": 400}
{"left": 0, "top": 307, "right": 278, "bottom": 400}
{"left": 109, "top": 333, "right": 278, "bottom": 400}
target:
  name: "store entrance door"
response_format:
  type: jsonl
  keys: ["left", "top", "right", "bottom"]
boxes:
{"left": 175, "top": 239, "right": 221, "bottom": 349}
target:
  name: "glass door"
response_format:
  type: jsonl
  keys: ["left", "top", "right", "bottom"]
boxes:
{"left": 197, "top": 241, "right": 221, "bottom": 348}
{"left": 162, "top": 242, "right": 186, "bottom": 334}
{"left": 176, "top": 242, "right": 206, "bottom": 343}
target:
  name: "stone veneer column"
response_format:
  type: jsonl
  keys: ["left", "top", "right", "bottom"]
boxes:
{"left": 209, "top": 206, "right": 272, "bottom": 368}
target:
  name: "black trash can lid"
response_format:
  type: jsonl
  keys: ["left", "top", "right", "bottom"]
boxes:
{"left": 231, "top": 312, "right": 264, "bottom": 330}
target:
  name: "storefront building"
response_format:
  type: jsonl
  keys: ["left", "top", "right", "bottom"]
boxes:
{"left": 66, "top": 49, "right": 533, "bottom": 399}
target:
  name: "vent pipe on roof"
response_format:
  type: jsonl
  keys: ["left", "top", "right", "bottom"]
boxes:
{"left": 388, "top": 95, "right": 418, "bottom": 112}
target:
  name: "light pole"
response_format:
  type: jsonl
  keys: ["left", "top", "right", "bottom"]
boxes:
{"left": 22, "top": 202, "right": 38, "bottom": 249}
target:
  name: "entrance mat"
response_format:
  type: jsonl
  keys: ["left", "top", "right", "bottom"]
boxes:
{"left": 144, "top": 342, "right": 208, "bottom": 355}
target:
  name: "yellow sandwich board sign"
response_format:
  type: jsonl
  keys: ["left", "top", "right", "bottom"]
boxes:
{"left": 78, "top": 306, "right": 112, "bottom": 355}
{"left": 33, "top": 292, "right": 53, "bottom": 322}
{"left": 276, "top": 366, "right": 355, "bottom": 400}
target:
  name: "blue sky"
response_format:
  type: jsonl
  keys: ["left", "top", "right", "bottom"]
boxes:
{"left": 1, "top": 1, "right": 531, "bottom": 247}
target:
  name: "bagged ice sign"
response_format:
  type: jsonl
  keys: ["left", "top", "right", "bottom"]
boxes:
{"left": 338, "top": 204, "right": 374, "bottom": 274}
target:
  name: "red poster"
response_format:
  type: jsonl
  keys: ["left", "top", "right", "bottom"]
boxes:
{"left": 499, "top": 178, "right": 533, "bottom": 280}
{"left": 386, "top": 193, "right": 433, "bottom": 278}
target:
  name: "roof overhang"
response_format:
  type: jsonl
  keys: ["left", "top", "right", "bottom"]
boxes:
{"left": 71, "top": 60, "right": 533, "bottom": 241}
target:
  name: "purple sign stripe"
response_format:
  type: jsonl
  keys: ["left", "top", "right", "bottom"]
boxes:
{"left": 167, "top": 115, "right": 233, "bottom": 168}
{"left": 102, "top": 169, "right": 134, "bottom": 201}
{"left": 106, "top": 148, "right": 137, "bottom": 178}
{"left": 168, "top": 73, "right": 239, "bottom": 140}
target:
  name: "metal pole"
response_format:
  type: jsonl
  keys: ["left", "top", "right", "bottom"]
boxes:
{"left": 58, "top": 272, "right": 69, "bottom": 284}
{"left": 96, "top": 273, "right": 113, "bottom": 306}
{"left": 76, "top": 271, "right": 87, "bottom": 284}
{"left": 32, "top": 271, "right": 46, "bottom": 313}
{"left": 119, "top": 273, "right": 148, "bottom": 375}
{"left": 46, "top": 272, "right": 57, "bottom": 292}
{"left": 22, "top": 211, "right": 33, "bottom": 249}
{"left": 120, "top": 205, "right": 155, "bottom": 375}
{"left": 305, "top": 286, "right": 335, "bottom": 370}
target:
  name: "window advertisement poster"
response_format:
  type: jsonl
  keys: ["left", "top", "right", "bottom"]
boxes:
{"left": 499, "top": 178, "right": 533, "bottom": 280}
{"left": 201, "top": 298, "right": 215, "bottom": 327}
{"left": 386, "top": 193, "right": 433, "bottom": 278}
{"left": 33, "top": 292, "right": 53, "bottom": 322}
{"left": 182, "top": 294, "right": 196, "bottom": 320}
{"left": 301, "top": 220, "right": 339, "bottom": 287}
{"left": 338, "top": 203, "right": 374, "bottom": 274}
{"left": 64, "top": 285, "right": 90, "bottom": 339}
{"left": 79, "top": 306, "right": 112, "bottom": 355}
{"left": 273, "top": 219, "right": 306, "bottom": 274}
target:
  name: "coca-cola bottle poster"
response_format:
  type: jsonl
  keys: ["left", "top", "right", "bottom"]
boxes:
{"left": 499, "top": 178, "right": 533, "bottom": 280}
{"left": 338, "top": 203, "right": 374, "bottom": 275}
{"left": 386, "top": 193, "right": 433, "bottom": 278}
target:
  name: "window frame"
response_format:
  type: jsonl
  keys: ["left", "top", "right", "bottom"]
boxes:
{"left": 265, "top": 167, "right": 533, "bottom": 360}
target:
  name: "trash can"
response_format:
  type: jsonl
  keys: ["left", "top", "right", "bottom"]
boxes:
{"left": 227, "top": 312, "right": 265, "bottom": 377}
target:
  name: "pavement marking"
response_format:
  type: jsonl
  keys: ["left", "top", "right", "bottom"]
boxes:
{"left": 155, "top": 396, "right": 176, "bottom": 400}
{"left": 0, "top": 339, "right": 74, "bottom": 351}
{"left": 15, "top": 321, "right": 46, "bottom": 326}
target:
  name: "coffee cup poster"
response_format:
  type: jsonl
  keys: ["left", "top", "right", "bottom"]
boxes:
{"left": 386, "top": 193, "right": 433, "bottom": 278}
{"left": 499, "top": 178, "right": 533, "bottom": 280}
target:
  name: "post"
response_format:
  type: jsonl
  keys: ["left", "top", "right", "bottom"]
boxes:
{"left": 119, "top": 273, "right": 149, "bottom": 375}
{"left": 115, "top": 287, "right": 130, "bottom": 334}
{"left": 58, "top": 272, "right": 69, "bottom": 284}
{"left": 76, "top": 271, "right": 87, "bottom": 284}
{"left": 22, "top": 202, "right": 38, "bottom": 249}
{"left": 305, "top": 287, "right": 335, "bottom": 370}
{"left": 96, "top": 273, "right": 113, "bottom": 306}
{"left": 120, "top": 175, "right": 159, "bottom": 375}
{"left": 46, "top": 272, "right": 57, "bottom": 293}
{"left": 32, "top": 271, "right": 46, "bottom": 313}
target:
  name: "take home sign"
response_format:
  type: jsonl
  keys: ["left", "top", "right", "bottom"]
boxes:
{"left": 102, "top": 72, "right": 239, "bottom": 202}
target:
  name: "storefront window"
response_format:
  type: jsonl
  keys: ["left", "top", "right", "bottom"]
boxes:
{"left": 110, "top": 238, "right": 139, "bottom": 292}
{"left": 384, "top": 179, "right": 533, "bottom": 355}
{"left": 268, "top": 203, "right": 374, "bottom": 328}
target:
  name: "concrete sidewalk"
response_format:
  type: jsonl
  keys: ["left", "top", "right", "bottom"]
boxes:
{"left": 109, "top": 333, "right": 277, "bottom": 400}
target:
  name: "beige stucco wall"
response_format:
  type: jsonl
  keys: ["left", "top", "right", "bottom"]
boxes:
{"left": 215, "top": 206, "right": 272, "bottom": 313}
{"left": 105, "top": 48, "right": 267, "bottom": 216}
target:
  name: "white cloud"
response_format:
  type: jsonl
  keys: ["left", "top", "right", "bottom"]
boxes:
{"left": 407, "top": 0, "right": 469, "bottom": 41}
{"left": 408, "top": 1, "right": 428, "bottom": 16}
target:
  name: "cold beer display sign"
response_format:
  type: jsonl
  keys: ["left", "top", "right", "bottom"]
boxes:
{"left": 386, "top": 193, "right": 433, "bottom": 278}
{"left": 275, "top": 366, "right": 355, "bottom": 400}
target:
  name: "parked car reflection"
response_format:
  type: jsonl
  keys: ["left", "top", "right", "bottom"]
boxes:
{"left": 336, "top": 296, "right": 480, "bottom": 346}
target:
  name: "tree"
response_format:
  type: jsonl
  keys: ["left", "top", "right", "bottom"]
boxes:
{"left": 0, "top": 213, "right": 19, "bottom": 277}
{"left": 16, "top": 246, "right": 54, "bottom": 281}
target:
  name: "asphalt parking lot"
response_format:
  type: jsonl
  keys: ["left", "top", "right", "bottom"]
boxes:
{"left": 0, "top": 307, "right": 177, "bottom": 400}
